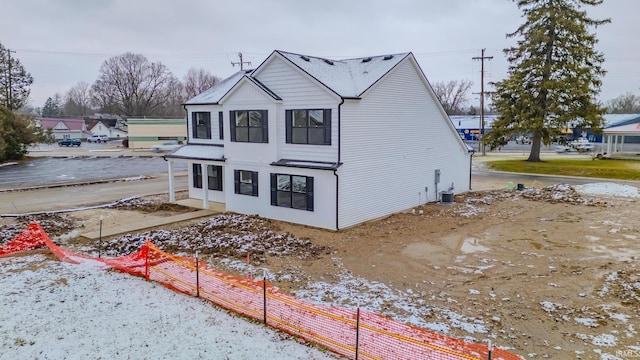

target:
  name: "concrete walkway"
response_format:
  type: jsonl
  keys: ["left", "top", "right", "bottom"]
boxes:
{"left": 81, "top": 208, "right": 218, "bottom": 240}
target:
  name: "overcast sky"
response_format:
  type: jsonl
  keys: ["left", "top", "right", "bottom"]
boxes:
{"left": 1, "top": 0, "right": 638, "bottom": 109}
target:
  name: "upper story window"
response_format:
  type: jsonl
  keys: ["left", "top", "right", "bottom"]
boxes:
{"left": 230, "top": 110, "right": 268, "bottom": 143}
{"left": 192, "top": 112, "right": 211, "bottom": 139}
{"left": 285, "top": 109, "right": 331, "bottom": 145}
{"left": 218, "top": 111, "right": 224, "bottom": 140}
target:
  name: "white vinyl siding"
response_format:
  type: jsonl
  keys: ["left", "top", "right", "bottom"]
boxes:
{"left": 338, "top": 58, "right": 471, "bottom": 229}
{"left": 224, "top": 164, "right": 336, "bottom": 230}
{"left": 186, "top": 105, "right": 224, "bottom": 146}
{"left": 179, "top": 52, "right": 470, "bottom": 231}
{"left": 221, "top": 81, "right": 279, "bottom": 164}
{"left": 187, "top": 160, "right": 226, "bottom": 203}
{"left": 255, "top": 56, "right": 339, "bottom": 162}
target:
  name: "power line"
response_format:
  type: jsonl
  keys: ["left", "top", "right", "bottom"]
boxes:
{"left": 13, "top": 48, "right": 265, "bottom": 60}
{"left": 472, "top": 48, "right": 493, "bottom": 156}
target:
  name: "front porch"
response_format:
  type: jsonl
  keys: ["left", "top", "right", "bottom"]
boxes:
{"left": 176, "top": 198, "right": 227, "bottom": 212}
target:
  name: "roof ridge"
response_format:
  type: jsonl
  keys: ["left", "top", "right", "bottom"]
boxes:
{"left": 276, "top": 49, "right": 410, "bottom": 62}
{"left": 275, "top": 50, "right": 345, "bottom": 64}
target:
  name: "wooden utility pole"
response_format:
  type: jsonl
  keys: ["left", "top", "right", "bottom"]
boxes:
{"left": 6, "top": 48, "right": 16, "bottom": 110}
{"left": 231, "top": 52, "right": 252, "bottom": 70}
{"left": 472, "top": 48, "right": 493, "bottom": 155}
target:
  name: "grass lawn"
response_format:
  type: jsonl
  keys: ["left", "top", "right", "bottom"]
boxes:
{"left": 485, "top": 157, "right": 640, "bottom": 180}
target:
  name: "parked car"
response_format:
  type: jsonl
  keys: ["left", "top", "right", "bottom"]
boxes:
{"left": 554, "top": 144, "right": 572, "bottom": 153}
{"left": 570, "top": 138, "right": 594, "bottom": 152}
{"left": 515, "top": 136, "right": 532, "bottom": 145}
{"left": 151, "top": 140, "right": 182, "bottom": 153}
{"left": 87, "top": 135, "right": 109, "bottom": 143}
{"left": 58, "top": 138, "right": 81, "bottom": 147}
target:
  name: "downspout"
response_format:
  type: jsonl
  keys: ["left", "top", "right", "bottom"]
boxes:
{"left": 469, "top": 149, "right": 475, "bottom": 191}
{"left": 334, "top": 98, "right": 344, "bottom": 231}
{"left": 183, "top": 104, "right": 189, "bottom": 144}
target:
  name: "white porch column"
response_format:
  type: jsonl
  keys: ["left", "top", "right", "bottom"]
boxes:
{"left": 201, "top": 163, "right": 209, "bottom": 209}
{"left": 168, "top": 160, "right": 175, "bottom": 203}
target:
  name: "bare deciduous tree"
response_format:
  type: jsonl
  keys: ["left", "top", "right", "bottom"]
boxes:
{"left": 90, "top": 53, "right": 178, "bottom": 117}
{"left": 432, "top": 79, "right": 473, "bottom": 115}
{"left": 606, "top": 92, "right": 640, "bottom": 114}
{"left": 183, "top": 68, "right": 221, "bottom": 100}
{"left": 64, "top": 81, "right": 93, "bottom": 116}
{"left": 163, "top": 76, "right": 187, "bottom": 117}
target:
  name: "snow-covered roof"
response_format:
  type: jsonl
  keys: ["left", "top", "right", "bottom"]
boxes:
{"left": 274, "top": 50, "right": 410, "bottom": 98}
{"left": 449, "top": 115, "right": 500, "bottom": 130}
{"left": 185, "top": 50, "right": 411, "bottom": 105}
{"left": 39, "top": 117, "right": 85, "bottom": 131}
{"left": 271, "top": 158, "right": 341, "bottom": 170}
{"left": 185, "top": 70, "right": 253, "bottom": 105}
{"left": 449, "top": 114, "right": 640, "bottom": 131}
{"left": 603, "top": 114, "right": 640, "bottom": 128}
{"left": 164, "top": 144, "right": 225, "bottom": 161}
{"left": 603, "top": 121, "right": 640, "bottom": 134}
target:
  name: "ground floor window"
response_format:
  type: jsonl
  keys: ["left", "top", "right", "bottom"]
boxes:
{"left": 234, "top": 170, "right": 258, "bottom": 196}
{"left": 270, "top": 173, "right": 314, "bottom": 211}
{"left": 193, "top": 164, "right": 223, "bottom": 191}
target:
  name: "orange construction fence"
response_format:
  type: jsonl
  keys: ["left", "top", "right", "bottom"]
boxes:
{"left": 1, "top": 222, "right": 521, "bottom": 360}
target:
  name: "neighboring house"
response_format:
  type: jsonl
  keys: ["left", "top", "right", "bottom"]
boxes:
{"left": 85, "top": 118, "right": 128, "bottom": 139}
{"left": 164, "top": 50, "right": 472, "bottom": 230}
{"left": 87, "top": 120, "right": 112, "bottom": 139}
{"left": 38, "top": 118, "right": 88, "bottom": 140}
{"left": 127, "top": 118, "right": 187, "bottom": 149}
{"left": 110, "top": 127, "right": 128, "bottom": 140}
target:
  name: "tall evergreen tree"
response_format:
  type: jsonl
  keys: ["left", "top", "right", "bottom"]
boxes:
{"left": 0, "top": 42, "right": 34, "bottom": 111}
{"left": 41, "top": 94, "right": 63, "bottom": 117}
{"left": 0, "top": 105, "right": 38, "bottom": 161}
{"left": 487, "top": 0, "right": 609, "bottom": 161}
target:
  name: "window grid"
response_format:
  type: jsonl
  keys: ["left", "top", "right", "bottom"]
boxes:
{"left": 270, "top": 173, "right": 314, "bottom": 211}
{"left": 234, "top": 170, "right": 258, "bottom": 196}
{"left": 230, "top": 110, "right": 268, "bottom": 143}
{"left": 192, "top": 112, "right": 211, "bottom": 139}
{"left": 285, "top": 109, "right": 331, "bottom": 145}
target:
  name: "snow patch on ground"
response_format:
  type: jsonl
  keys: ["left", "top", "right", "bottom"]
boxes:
{"left": 0, "top": 255, "right": 341, "bottom": 360}
{"left": 575, "top": 182, "right": 640, "bottom": 198}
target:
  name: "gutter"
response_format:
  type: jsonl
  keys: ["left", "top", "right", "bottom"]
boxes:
{"left": 334, "top": 98, "right": 345, "bottom": 231}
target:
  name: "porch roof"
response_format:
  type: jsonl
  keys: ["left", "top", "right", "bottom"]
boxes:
{"left": 164, "top": 144, "right": 225, "bottom": 162}
{"left": 270, "top": 158, "right": 342, "bottom": 170}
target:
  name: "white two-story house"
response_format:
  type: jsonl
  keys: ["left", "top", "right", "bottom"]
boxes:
{"left": 164, "top": 50, "right": 472, "bottom": 230}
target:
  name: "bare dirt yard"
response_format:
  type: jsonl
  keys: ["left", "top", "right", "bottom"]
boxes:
{"left": 2, "top": 184, "right": 640, "bottom": 359}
